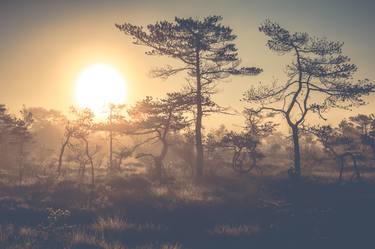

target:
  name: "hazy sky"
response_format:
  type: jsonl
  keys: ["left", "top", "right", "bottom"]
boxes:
{"left": 1, "top": 0, "right": 374, "bottom": 129}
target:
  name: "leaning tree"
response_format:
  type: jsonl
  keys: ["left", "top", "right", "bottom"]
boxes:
{"left": 116, "top": 15, "right": 262, "bottom": 178}
{"left": 69, "top": 108, "right": 98, "bottom": 185}
{"left": 220, "top": 112, "right": 276, "bottom": 173}
{"left": 308, "top": 124, "right": 363, "bottom": 181}
{"left": 128, "top": 92, "right": 190, "bottom": 181}
{"left": 244, "top": 20, "right": 374, "bottom": 180}
{"left": 57, "top": 107, "right": 97, "bottom": 182}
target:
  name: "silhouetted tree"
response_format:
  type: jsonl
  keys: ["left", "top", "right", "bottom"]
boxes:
{"left": 128, "top": 93, "right": 190, "bottom": 181}
{"left": 69, "top": 108, "right": 97, "bottom": 185}
{"left": 221, "top": 131, "right": 259, "bottom": 173}
{"left": 57, "top": 115, "right": 77, "bottom": 176}
{"left": 349, "top": 114, "right": 373, "bottom": 135}
{"left": 309, "top": 124, "right": 362, "bottom": 181}
{"left": 309, "top": 125, "right": 348, "bottom": 159}
{"left": 205, "top": 125, "right": 228, "bottom": 161}
{"left": 0, "top": 105, "right": 14, "bottom": 168}
{"left": 92, "top": 104, "right": 128, "bottom": 172}
{"left": 171, "top": 129, "right": 196, "bottom": 174}
{"left": 245, "top": 20, "right": 375, "bottom": 180}
{"left": 106, "top": 104, "right": 127, "bottom": 172}
{"left": 9, "top": 107, "right": 33, "bottom": 185}
{"left": 116, "top": 15, "right": 262, "bottom": 179}
{"left": 25, "top": 107, "right": 66, "bottom": 175}
{"left": 348, "top": 114, "right": 375, "bottom": 162}
{"left": 57, "top": 107, "right": 97, "bottom": 184}
{"left": 220, "top": 113, "right": 276, "bottom": 173}
{"left": 68, "top": 143, "right": 89, "bottom": 180}
{"left": 0, "top": 105, "right": 15, "bottom": 138}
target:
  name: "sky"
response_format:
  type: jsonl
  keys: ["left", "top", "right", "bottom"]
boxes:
{"left": 0, "top": 0, "right": 374, "bottom": 130}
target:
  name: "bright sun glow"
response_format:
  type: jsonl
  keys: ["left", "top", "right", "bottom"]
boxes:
{"left": 75, "top": 64, "right": 126, "bottom": 115}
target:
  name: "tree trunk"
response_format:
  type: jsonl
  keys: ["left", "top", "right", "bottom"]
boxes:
{"left": 195, "top": 48, "right": 204, "bottom": 179}
{"left": 291, "top": 126, "right": 301, "bottom": 179}
{"left": 154, "top": 158, "right": 163, "bottom": 182}
{"left": 90, "top": 160, "right": 95, "bottom": 186}
{"left": 57, "top": 136, "right": 70, "bottom": 176}
{"left": 154, "top": 139, "right": 168, "bottom": 183}
{"left": 371, "top": 145, "right": 375, "bottom": 162}
{"left": 251, "top": 148, "right": 257, "bottom": 171}
{"left": 78, "top": 162, "right": 86, "bottom": 181}
{"left": 18, "top": 142, "right": 24, "bottom": 186}
{"left": 109, "top": 107, "right": 113, "bottom": 171}
{"left": 82, "top": 163, "right": 86, "bottom": 180}
{"left": 83, "top": 138, "right": 95, "bottom": 186}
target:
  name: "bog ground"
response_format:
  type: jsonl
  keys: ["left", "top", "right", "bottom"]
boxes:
{"left": 0, "top": 169, "right": 375, "bottom": 249}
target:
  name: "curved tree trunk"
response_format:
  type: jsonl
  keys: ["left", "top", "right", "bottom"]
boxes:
{"left": 57, "top": 135, "right": 70, "bottom": 176}
{"left": 83, "top": 138, "right": 95, "bottom": 186}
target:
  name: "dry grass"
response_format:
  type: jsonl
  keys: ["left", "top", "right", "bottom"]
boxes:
{"left": 209, "top": 224, "right": 262, "bottom": 236}
{"left": 92, "top": 216, "right": 165, "bottom": 234}
{"left": 70, "top": 229, "right": 126, "bottom": 249}
{"left": 92, "top": 216, "right": 132, "bottom": 232}
{"left": 134, "top": 243, "right": 182, "bottom": 249}
{"left": 0, "top": 171, "right": 374, "bottom": 249}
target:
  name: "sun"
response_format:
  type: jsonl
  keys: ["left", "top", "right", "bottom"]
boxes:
{"left": 75, "top": 64, "right": 127, "bottom": 115}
